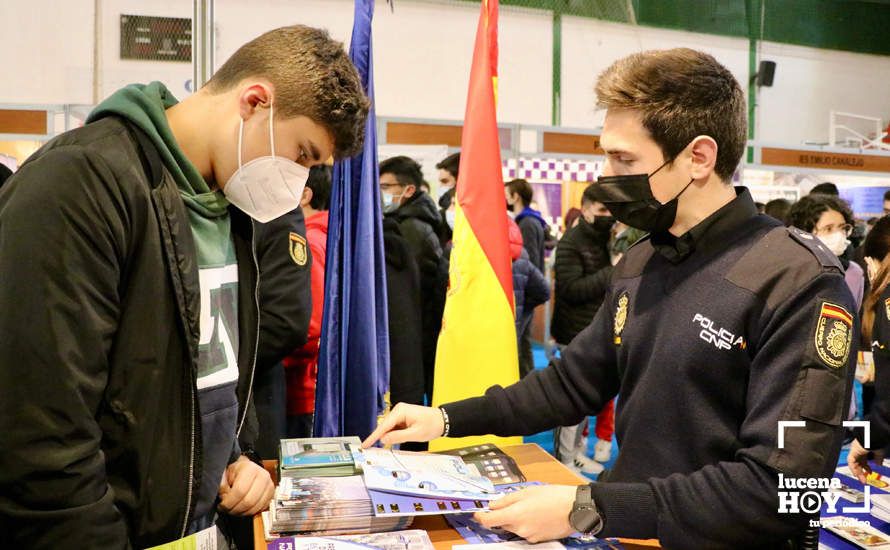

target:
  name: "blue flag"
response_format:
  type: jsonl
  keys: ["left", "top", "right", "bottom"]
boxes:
{"left": 314, "top": 0, "right": 389, "bottom": 440}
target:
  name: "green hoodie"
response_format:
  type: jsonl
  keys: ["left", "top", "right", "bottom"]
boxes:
{"left": 87, "top": 82, "right": 234, "bottom": 270}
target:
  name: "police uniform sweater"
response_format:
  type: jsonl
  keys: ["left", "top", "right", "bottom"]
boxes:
{"left": 442, "top": 188, "right": 856, "bottom": 548}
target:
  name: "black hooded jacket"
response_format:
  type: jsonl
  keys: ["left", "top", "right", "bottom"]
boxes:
{"left": 0, "top": 117, "right": 308, "bottom": 548}
{"left": 385, "top": 192, "right": 447, "bottom": 397}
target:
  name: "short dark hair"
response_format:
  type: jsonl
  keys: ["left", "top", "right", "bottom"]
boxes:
{"left": 436, "top": 152, "right": 461, "bottom": 179}
{"left": 0, "top": 164, "right": 12, "bottom": 191}
{"left": 809, "top": 182, "right": 839, "bottom": 196}
{"left": 206, "top": 25, "right": 370, "bottom": 159}
{"left": 581, "top": 183, "right": 600, "bottom": 206}
{"left": 764, "top": 198, "right": 791, "bottom": 225}
{"left": 866, "top": 216, "right": 890, "bottom": 259}
{"left": 883, "top": 189, "right": 890, "bottom": 202}
{"left": 505, "top": 178, "right": 533, "bottom": 207}
{"left": 788, "top": 194, "right": 854, "bottom": 233}
{"left": 306, "top": 165, "right": 331, "bottom": 210}
{"left": 595, "top": 48, "right": 746, "bottom": 181}
{"left": 379, "top": 156, "right": 424, "bottom": 188}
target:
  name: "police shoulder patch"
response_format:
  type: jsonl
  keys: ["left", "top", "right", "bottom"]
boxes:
{"left": 289, "top": 232, "right": 307, "bottom": 266}
{"left": 815, "top": 301, "right": 853, "bottom": 369}
{"left": 614, "top": 291, "right": 629, "bottom": 345}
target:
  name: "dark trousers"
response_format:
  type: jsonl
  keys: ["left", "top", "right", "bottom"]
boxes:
{"left": 286, "top": 413, "right": 314, "bottom": 439}
{"left": 518, "top": 325, "right": 534, "bottom": 378}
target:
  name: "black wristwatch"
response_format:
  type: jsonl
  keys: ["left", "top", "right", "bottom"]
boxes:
{"left": 569, "top": 485, "right": 603, "bottom": 535}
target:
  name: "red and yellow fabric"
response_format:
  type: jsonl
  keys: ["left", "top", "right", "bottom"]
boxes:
{"left": 431, "top": 0, "right": 521, "bottom": 451}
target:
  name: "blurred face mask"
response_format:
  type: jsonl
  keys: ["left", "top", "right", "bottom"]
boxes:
{"left": 382, "top": 190, "right": 402, "bottom": 213}
{"left": 818, "top": 230, "right": 849, "bottom": 257}
{"left": 445, "top": 209, "right": 456, "bottom": 229}
{"left": 223, "top": 103, "right": 309, "bottom": 223}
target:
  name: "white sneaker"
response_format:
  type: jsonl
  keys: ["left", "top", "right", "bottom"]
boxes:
{"left": 573, "top": 453, "right": 605, "bottom": 475}
{"left": 594, "top": 439, "right": 612, "bottom": 463}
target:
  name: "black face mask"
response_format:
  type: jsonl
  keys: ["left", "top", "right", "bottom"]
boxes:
{"left": 592, "top": 215, "right": 615, "bottom": 233}
{"left": 589, "top": 160, "right": 694, "bottom": 233}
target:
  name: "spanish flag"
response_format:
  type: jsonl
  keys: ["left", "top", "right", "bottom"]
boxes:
{"left": 430, "top": 0, "right": 522, "bottom": 451}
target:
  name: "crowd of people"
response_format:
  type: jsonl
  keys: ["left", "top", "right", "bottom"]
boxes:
{"left": 3, "top": 20, "right": 890, "bottom": 547}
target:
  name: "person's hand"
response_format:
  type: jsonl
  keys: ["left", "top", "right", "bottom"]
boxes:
{"left": 848, "top": 439, "right": 885, "bottom": 484}
{"left": 218, "top": 455, "right": 275, "bottom": 516}
{"left": 474, "top": 484, "right": 577, "bottom": 543}
{"left": 362, "top": 403, "right": 445, "bottom": 448}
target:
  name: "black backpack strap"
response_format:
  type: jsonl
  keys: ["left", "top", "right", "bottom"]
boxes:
{"left": 118, "top": 117, "right": 164, "bottom": 189}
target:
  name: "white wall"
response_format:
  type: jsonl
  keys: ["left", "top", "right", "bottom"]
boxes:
{"left": 1, "top": 0, "right": 95, "bottom": 105}
{"left": 212, "top": 0, "right": 552, "bottom": 125}
{"left": 560, "top": 16, "right": 750, "bottom": 131}
{"left": 756, "top": 40, "right": 890, "bottom": 145}
{"left": 560, "top": 15, "right": 890, "bottom": 146}
{"left": 99, "top": 0, "right": 194, "bottom": 100}
{"left": 2, "top": 0, "right": 890, "bottom": 148}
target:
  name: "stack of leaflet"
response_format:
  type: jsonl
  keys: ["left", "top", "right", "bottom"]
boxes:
{"left": 872, "top": 493, "right": 890, "bottom": 523}
{"left": 352, "top": 446, "right": 501, "bottom": 517}
{"left": 279, "top": 437, "right": 361, "bottom": 479}
{"left": 267, "top": 529, "right": 434, "bottom": 550}
{"left": 265, "top": 475, "right": 412, "bottom": 536}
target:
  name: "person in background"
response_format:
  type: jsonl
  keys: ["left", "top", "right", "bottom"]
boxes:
{"left": 382, "top": 216, "right": 426, "bottom": 450}
{"left": 419, "top": 180, "right": 431, "bottom": 195}
{"left": 764, "top": 198, "right": 791, "bottom": 225}
{"left": 754, "top": 201, "right": 765, "bottom": 214}
{"left": 551, "top": 185, "right": 616, "bottom": 475}
{"left": 283, "top": 165, "right": 331, "bottom": 438}
{"left": 508, "top": 218, "right": 550, "bottom": 378}
{"left": 0, "top": 164, "right": 12, "bottom": 191}
{"left": 563, "top": 207, "right": 583, "bottom": 232}
{"left": 436, "top": 151, "right": 460, "bottom": 211}
{"left": 883, "top": 190, "right": 890, "bottom": 215}
{"left": 0, "top": 25, "right": 368, "bottom": 547}
{"left": 505, "top": 178, "right": 547, "bottom": 270}
{"left": 609, "top": 221, "right": 646, "bottom": 265}
{"left": 810, "top": 181, "right": 839, "bottom": 196}
{"left": 436, "top": 152, "right": 460, "bottom": 245}
{"left": 379, "top": 155, "right": 446, "bottom": 403}
{"left": 789, "top": 194, "right": 865, "bottom": 311}
{"left": 505, "top": 178, "right": 552, "bottom": 380}
{"left": 251, "top": 207, "right": 312, "bottom": 459}
{"left": 849, "top": 216, "right": 890, "bottom": 481}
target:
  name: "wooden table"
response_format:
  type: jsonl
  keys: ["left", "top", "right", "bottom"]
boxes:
{"left": 255, "top": 443, "right": 660, "bottom": 550}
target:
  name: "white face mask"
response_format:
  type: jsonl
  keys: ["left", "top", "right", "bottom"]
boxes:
{"left": 817, "top": 230, "right": 850, "bottom": 257}
{"left": 382, "top": 191, "right": 402, "bottom": 213}
{"left": 223, "top": 103, "right": 309, "bottom": 223}
{"left": 445, "top": 209, "right": 456, "bottom": 229}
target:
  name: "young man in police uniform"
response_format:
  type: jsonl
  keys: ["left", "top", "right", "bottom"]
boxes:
{"left": 364, "top": 48, "right": 855, "bottom": 548}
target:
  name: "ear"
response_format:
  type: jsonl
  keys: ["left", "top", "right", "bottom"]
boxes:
{"left": 403, "top": 184, "right": 417, "bottom": 199}
{"left": 688, "top": 135, "right": 718, "bottom": 181}
{"left": 238, "top": 82, "right": 273, "bottom": 121}
{"left": 300, "top": 186, "right": 313, "bottom": 208}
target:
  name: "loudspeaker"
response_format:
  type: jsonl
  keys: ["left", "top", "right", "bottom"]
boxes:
{"left": 757, "top": 60, "right": 776, "bottom": 87}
